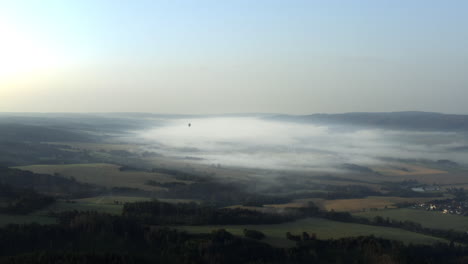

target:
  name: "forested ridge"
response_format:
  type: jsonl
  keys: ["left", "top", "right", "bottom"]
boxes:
{"left": 1, "top": 211, "right": 468, "bottom": 264}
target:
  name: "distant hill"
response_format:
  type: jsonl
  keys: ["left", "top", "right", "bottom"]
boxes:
{"left": 0, "top": 114, "right": 154, "bottom": 134}
{"left": 267, "top": 111, "right": 468, "bottom": 131}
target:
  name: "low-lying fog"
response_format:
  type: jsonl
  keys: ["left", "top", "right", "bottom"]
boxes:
{"left": 137, "top": 117, "right": 468, "bottom": 171}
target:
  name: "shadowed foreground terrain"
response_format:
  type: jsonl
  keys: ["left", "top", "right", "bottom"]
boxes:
{"left": 2, "top": 112, "right": 468, "bottom": 263}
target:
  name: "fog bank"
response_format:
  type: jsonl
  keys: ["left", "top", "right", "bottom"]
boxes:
{"left": 138, "top": 117, "right": 468, "bottom": 171}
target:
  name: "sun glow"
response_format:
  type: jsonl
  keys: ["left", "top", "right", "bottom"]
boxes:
{"left": 0, "top": 18, "right": 65, "bottom": 81}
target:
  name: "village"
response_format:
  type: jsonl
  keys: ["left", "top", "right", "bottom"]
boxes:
{"left": 413, "top": 199, "right": 468, "bottom": 216}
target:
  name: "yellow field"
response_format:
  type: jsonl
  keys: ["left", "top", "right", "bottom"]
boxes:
{"left": 306, "top": 179, "right": 383, "bottom": 191}
{"left": 16, "top": 163, "right": 188, "bottom": 191}
{"left": 265, "top": 201, "right": 310, "bottom": 209}
{"left": 373, "top": 164, "right": 447, "bottom": 176}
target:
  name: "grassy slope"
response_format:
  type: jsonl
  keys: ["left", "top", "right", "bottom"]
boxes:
{"left": 179, "top": 217, "right": 448, "bottom": 248}
{"left": 355, "top": 208, "right": 468, "bottom": 232}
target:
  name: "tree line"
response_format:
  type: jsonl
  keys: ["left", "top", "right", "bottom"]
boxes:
{"left": 122, "top": 200, "right": 293, "bottom": 225}
{"left": 0, "top": 184, "right": 55, "bottom": 214}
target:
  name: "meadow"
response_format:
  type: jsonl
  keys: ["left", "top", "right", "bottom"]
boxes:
{"left": 355, "top": 208, "right": 468, "bottom": 232}
{"left": 265, "top": 196, "right": 443, "bottom": 212}
{"left": 179, "top": 217, "right": 448, "bottom": 248}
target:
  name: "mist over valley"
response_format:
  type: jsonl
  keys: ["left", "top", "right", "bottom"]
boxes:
{"left": 134, "top": 113, "right": 468, "bottom": 174}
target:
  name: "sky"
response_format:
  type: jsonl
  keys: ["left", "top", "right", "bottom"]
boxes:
{"left": 0, "top": 0, "right": 468, "bottom": 114}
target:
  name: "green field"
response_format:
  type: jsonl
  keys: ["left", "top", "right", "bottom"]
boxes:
{"left": 38, "top": 196, "right": 154, "bottom": 215}
{"left": 16, "top": 163, "right": 187, "bottom": 191}
{"left": 178, "top": 217, "right": 448, "bottom": 248}
{"left": 42, "top": 200, "right": 124, "bottom": 215}
{"left": 355, "top": 208, "right": 468, "bottom": 232}
{"left": 0, "top": 214, "right": 56, "bottom": 227}
{"left": 1, "top": 196, "right": 167, "bottom": 226}
{"left": 311, "top": 196, "right": 443, "bottom": 212}
{"left": 36, "top": 196, "right": 197, "bottom": 216}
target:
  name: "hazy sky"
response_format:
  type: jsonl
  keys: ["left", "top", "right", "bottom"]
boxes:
{"left": 1, "top": 0, "right": 468, "bottom": 114}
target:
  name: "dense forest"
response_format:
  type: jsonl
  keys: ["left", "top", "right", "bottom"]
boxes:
{"left": 122, "top": 200, "right": 294, "bottom": 225}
